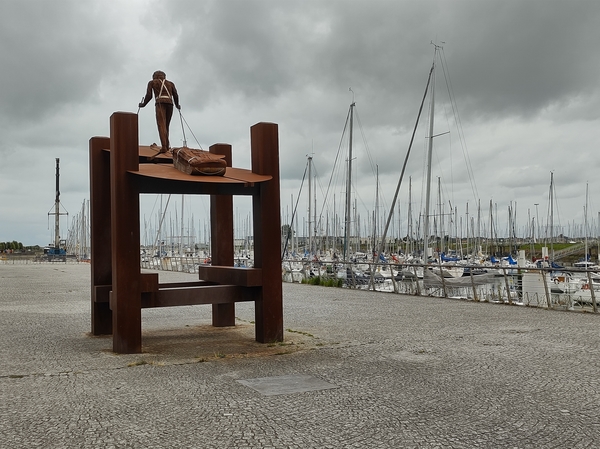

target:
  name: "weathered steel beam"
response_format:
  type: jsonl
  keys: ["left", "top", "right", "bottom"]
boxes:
{"left": 210, "top": 143, "right": 236, "bottom": 327}
{"left": 198, "top": 266, "right": 262, "bottom": 287}
{"left": 89, "top": 136, "right": 112, "bottom": 335}
{"left": 142, "top": 285, "right": 259, "bottom": 308}
{"left": 110, "top": 112, "right": 142, "bottom": 354}
{"left": 251, "top": 122, "right": 283, "bottom": 343}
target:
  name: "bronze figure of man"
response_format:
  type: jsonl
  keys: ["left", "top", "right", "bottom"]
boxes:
{"left": 139, "top": 71, "right": 181, "bottom": 153}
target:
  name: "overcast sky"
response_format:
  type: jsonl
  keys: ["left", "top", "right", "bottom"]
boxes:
{"left": 2, "top": 0, "right": 600, "bottom": 247}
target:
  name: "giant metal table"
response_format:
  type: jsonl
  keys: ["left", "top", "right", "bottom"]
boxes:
{"left": 89, "top": 112, "right": 283, "bottom": 354}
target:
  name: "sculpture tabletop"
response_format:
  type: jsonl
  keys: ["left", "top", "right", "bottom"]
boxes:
{"left": 131, "top": 163, "right": 271, "bottom": 184}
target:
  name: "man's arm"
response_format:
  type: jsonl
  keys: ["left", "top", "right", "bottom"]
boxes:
{"left": 171, "top": 83, "right": 180, "bottom": 109}
{"left": 138, "top": 81, "right": 153, "bottom": 107}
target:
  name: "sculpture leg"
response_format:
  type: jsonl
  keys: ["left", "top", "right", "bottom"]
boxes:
{"left": 251, "top": 123, "right": 283, "bottom": 342}
{"left": 110, "top": 112, "right": 142, "bottom": 354}
{"left": 90, "top": 136, "right": 112, "bottom": 335}
{"left": 209, "top": 144, "right": 235, "bottom": 326}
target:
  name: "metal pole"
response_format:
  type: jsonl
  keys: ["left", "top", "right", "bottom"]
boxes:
{"left": 54, "top": 158, "right": 60, "bottom": 249}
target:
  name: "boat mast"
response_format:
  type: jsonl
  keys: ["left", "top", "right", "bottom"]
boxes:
{"left": 308, "top": 155, "right": 313, "bottom": 256}
{"left": 437, "top": 177, "right": 442, "bottom": 254}
{"left": 585, "top": 182, "right": 589, "bottom": 262}
{"left": 180, "top": 195, "right": 184, "bottom": 256}
{"left": 372, "top": 165, "right": 379, "bottom": 259}
{"left": 407, "top": 177, "right": 412, "bottom": 255}
{"left": 489, "top": 199, "right": 494, "bottom": 257}
{"left": 550, "top": 172, "right": 554, "bottom": 261}
{"left": 344, "top": 99, "right": 355, "bottom": 261}
{"left": 377, "top": 60, "right": 434, "bottom": 261}
{"left": 455, "top": 206, "right": 459, "bottom": 257}
{"left": 423, "top": 46, "right": 438, "bottom": 260}
{"left": 477, "top": 199, "right": 481, "bottom": 258}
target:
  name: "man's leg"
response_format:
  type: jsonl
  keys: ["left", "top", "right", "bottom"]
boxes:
{"left": 155, "top": 104, "right": 169, "bottom": 151}
{"left": 164, "top": 104, "right": 174, "bottom": 149}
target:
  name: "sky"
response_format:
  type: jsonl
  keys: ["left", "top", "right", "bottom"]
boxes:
{"left": 1, "top": 0, "right": 600, "bottom": 248}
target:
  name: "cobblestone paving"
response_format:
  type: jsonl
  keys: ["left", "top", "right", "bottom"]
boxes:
{"left": 1, "top": 263, "right": 600, "bottom": 448}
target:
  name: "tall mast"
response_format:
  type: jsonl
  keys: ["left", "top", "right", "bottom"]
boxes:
{"left": 377, "top": 60, "right": 434, "bottom": 260}
{"left": 308, "top": 155, "right": 313, "bottom": 255}
{"left": 437, "top": 177, "right": 442, "bottom": 253}
{"left": 489, "top": 199, "right": 494, "bottom": 256}
{"left": 585, "top": 182, "right": 589, "bottom": 261}
{"left": 423, "top": 47, "right": 437, "bottom": 260}
{"left": 344, "top": 100, "right": 355, "bottom": 261}
{"left": 180, "top": 195, "right": 184, "bottom": 255}
{"left": 465, "top": 202, "right": 469, "bottom": 256}
{"left": 372, "top": 165, "right": 379, "bottom": 258}
{"left": 550, "top": 172, "right": 554, "bottom": 261}
{"left": 477, "top": 199, "right": 481, "bottom": 257}
{"left": 314, "top": 163, "right": 317, "bottom": 253}
{"left": 407, "top": 177, "right": 412, "bottom": 255}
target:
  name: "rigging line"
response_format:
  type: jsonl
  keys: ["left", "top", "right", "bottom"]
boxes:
{"left": 318, "top": 105, "right": 353, "bottom": 224}
{"left": 436, "top": 78, "right": 456, "bottom": 208}
{"left": 354, "top": 108, "right": 389, "bottom": 212}
{"left": 141, "top": 194, "right": 163, "bottom": 244}
{"left": 353, "top": 108, "right": 377, "bottom": 176}
{"left": 179, "top": 111, "right": 204, "bottom": 150}
{"left": 350, "top": 176, "right": 371, "bottom": 217}
{"left": 178, "top": 109, "right": 187, "bottom": 146}
{"left": 282, "top": 161, "right": 309, "bottom": 259}
{"left": 147, "top": 193, "right": 161, "bottom": 219}
{"left": 312, "top": 163, "right": 330, "bottom": 236}
{"left": 440, "top": 48, "right": 479, "bottom": 202}
{"left": 552, "top": 176, "right": 563, "bottom": 231}
{"left": 378, "top": 61, "right": 435, "bottom": 257}
{"left": 153, "top": 194, "right": 172, "bottom": 252}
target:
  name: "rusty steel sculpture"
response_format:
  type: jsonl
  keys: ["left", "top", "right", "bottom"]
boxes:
{"left": 89, "top": 111, "right": 283, "bottom": 354}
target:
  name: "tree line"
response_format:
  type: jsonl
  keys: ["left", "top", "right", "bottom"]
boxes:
{"left": 0, "top": 242, "right": 41, "bottom": 252}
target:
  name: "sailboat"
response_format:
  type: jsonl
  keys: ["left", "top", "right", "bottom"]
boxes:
{"left": 377, "top": 44, "right": 496, "bottom": 286}
{"left": 343, "top": 99, "right": 356, "bottom": 262}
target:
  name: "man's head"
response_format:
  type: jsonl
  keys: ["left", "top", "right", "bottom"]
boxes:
{"left": 152, "top": 71, "right": 166, "bottom": 80}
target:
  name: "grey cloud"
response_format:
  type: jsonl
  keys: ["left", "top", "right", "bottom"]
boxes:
{"left": 0, "top": 1, "right": 130, "bottom": 125}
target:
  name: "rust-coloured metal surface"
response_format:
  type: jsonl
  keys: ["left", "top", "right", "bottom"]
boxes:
{"left": 142, "top": 285, "right": 258, "bottom": 308}
{"left": 197, "top": 266, "right": 263, "bottom": 287}
{"left": 209, "top": 143, "right": 236, "bottom": 327}
{"left": 89, "top": 136, "right": 112, "bottom": 335}
{"left": 251, "top": 123, "right": 284, "bottom": 343}
{"left": 137, "top": 145, "right": 173, "bottom": 162}
{"left": 133, "top": 164, "right": 271, "bottom": 184}
{"left": 90, "top": 112, "right": 283, "bottom": 353}
{"left": 110, "top": 112, "right": 142, "bottom": 354}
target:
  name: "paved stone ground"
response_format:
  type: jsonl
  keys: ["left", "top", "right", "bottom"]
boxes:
{"left": 1, "top": 263, "right": 600, "bottom": 448}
